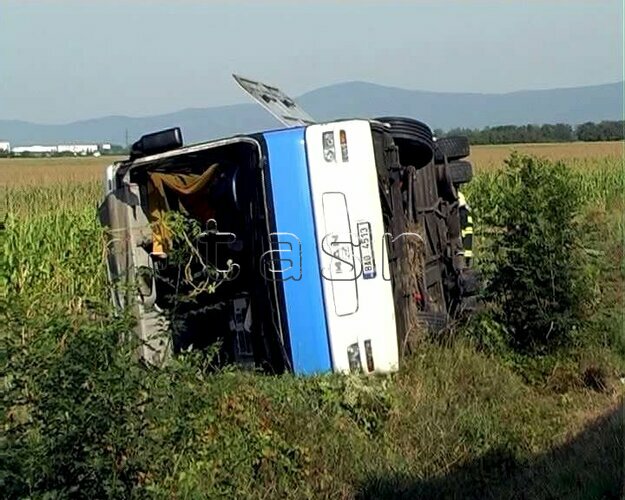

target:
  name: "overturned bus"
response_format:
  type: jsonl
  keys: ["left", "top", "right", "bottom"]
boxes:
{"left": 98, "top": 75, "right": 477, "bottom": 376}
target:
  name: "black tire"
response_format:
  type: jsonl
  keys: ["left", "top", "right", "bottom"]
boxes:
{"left": 374, "top": 116, "right": 434, "bottom": 168}
{"left": 416, "top": 311, "right": 448, "bottom": 334}
{"left": 435, "top": 163, "right": 458, "bottom": 202}
{"left": 448, "top": 160, "right": 473, "bottom": 185}
{"left": 434, "top": 136, "right": 470, "bottom": 162}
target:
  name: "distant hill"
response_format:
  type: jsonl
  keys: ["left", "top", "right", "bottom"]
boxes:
{"left": 1, "top": 81, "right": 622, "bottom": 146}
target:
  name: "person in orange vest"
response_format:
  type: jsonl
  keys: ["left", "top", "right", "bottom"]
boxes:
{"left": 458, "top": 191, "right": 473, "bottom": 267}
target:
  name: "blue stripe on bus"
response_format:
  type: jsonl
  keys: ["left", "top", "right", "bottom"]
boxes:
{"left": 263, "top": 128, "right": 332, "bottom": 374}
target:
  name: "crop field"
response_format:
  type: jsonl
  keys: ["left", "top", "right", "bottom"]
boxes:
{"left": 2, "top": 143, "right": 624, "bottom": 498}
{"left": 470, "top": 140, "right": 624, "bottom": 172}
{"left": 0, "top": 156, "right": 121, "bottom": 188}
{"left": 0, "top": 141, "right": 621, "bottom": 189}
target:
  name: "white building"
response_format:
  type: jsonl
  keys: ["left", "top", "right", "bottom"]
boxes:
{"left": 57, "top": 144, "right": 99, "bottom": 155}
{"left": 0, "top": 141, "right": 10, "bottom": 152}
{"left": 11, "top": 143, "right": 109, "bottom": 156}
{"left": 12, "top": 145, "right": 58, "bottom": 154}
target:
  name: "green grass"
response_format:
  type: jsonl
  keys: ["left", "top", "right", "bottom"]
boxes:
{"left": 2, "top": 155, "right": 624, "bottom": 498}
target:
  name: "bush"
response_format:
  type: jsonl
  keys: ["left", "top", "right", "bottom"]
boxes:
{"left": 470, "top": 153, "right": 587, "bottom": 353}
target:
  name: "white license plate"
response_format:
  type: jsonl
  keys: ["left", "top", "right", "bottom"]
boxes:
{"left": 357, "top": 221, "right": 376, "bottom": 280}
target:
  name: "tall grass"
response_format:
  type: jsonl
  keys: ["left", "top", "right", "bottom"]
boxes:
{"left": 575, "top": 163, "right": 625, "bottom": 205}
{"left": 1, "top": 181, "right": 101, "bottom": 219}
{"left": 2, "top": 211, "right": 106, "bottom": 316}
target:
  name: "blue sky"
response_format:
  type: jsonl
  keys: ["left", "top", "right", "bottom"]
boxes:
{"left": 1, "top": 1, "right": 622, "bottom": 123}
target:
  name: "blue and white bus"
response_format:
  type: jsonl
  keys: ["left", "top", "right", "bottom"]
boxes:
{"left": 99, "top": 75, "right": 472, "bottom": 376}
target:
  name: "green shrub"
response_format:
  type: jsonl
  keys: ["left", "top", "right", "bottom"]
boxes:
{"left": 470, "top": 153, "right": 587, "bottom": 353}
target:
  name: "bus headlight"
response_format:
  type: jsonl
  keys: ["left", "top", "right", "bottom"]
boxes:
{"left": 347, "top": 343, "right": 362, "bottom": 373}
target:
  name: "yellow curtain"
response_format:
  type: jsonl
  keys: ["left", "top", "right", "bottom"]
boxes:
{"left": 146, "top": 163, "right": 221, "bottom": 255}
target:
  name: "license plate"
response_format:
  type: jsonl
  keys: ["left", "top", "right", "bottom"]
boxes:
{"left": 357, "top": 221, "right": 376, "bottom": 280}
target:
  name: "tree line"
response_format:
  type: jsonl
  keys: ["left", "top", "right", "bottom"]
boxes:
{"left": 435, "top": 120, "right": 624, "bottom": 144}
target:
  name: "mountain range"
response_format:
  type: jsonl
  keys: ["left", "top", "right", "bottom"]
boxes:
{"left": 1, "top": 81, "right": 622, "bottom": 146}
